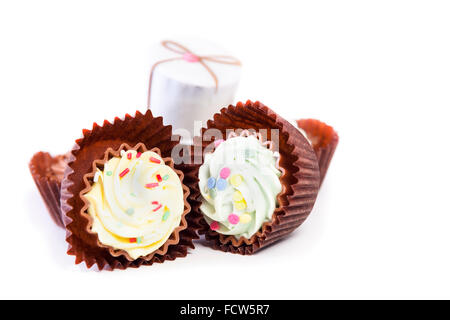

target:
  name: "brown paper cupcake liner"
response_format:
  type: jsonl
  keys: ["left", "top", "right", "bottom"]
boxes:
{"left": 60, "top": 110, "right": 201, "bottom": 270}
{"left": 193, "top": 100, "right": 321, "bottom": 255}
{"left": 29, "top": 152, "right": 69, "bottom": 227}
{"left": 296, "top": 119, "right": 339, "bottom": 186}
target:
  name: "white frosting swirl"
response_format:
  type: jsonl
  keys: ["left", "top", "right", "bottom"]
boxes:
{"left": 199, "top": 136, "right": 282, "bottom": 239}
{"left": 84, "top": 149, "right": 184, "bottom": 260}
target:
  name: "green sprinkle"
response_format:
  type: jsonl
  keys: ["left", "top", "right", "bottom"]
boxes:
{"left": 130, "top": 192, "right": 136, "bottom": 197}
{"left": 106, "top": 171, "right": 113, "bottom": 176}
{"left": 162, "top": 174, "right": 170, "bottom": 181}
{"left": 162, "top": 210, "right": 170, "bottom": 221}
{"left": 126, "top": 208, "right": 134, "bottom": 215}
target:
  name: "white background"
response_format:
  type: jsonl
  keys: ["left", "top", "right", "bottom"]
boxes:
{"left": 0, "top": 0, "right": 449, "bottom": 299}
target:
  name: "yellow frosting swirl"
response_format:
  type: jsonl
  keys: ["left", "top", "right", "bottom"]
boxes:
{"left": 83, "top": 149, "right": 184, "bottom": 260}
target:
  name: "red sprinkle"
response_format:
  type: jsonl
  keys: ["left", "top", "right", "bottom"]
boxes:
{"left": 129, "top": 238, "right": 137, "bottom": 243}
{"left": 145, "top": 183, "right": 159, "bottom": 189}
{"left": 150, "top": 157, "right": 161, "bottom": 164}
{"left": 152, "top": 204, "right": 163, "bottom": 212}
{"left": 151, "top": 201, "right": 159, "bottom": 205}
{"left": 156, "top": 174, "right": 162, "bottom": 182}
{"left": 136, "top": 152, "right": 142, "bottom": 158}
{"left": 127, "top": 152, "right": 132, "bottom": 160}
{"left": 119, "top": 168, "right": 130, "bottom": 178}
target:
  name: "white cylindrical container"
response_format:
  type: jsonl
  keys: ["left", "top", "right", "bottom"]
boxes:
{"left": 147, "top": 38, "right": 242, "bottom": 142}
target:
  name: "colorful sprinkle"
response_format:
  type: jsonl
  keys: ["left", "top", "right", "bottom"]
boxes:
{"left": 137, "top": 237, "right": 142, "bottom": 244}
{"left": 162, "top": 174, "right": 169, "bottom": 181}
{"left": 93, "top": 171, "right": 100, "bottom": 183}
{"left": 232, "top": 191, "right": 244, "bottom": 202}
{"left": 130, "top": 192, "right": 136, "bottom": 197}
{"left": 214, "top": 139, "right": 224, "bottom": 147}
{"left": 150, "top": 157, "right": 161, "bottom": 164}
{"left": 151, "top": 201, "right": 159, "bottom": 205}
{"left": 216, "top": 178, "right": 227, "bottom": 191}
{"left": 228, "top": 214, "right": 240, "bottom": 225}
{"left": 127, "top": 152, "right": 132, "bottom": 160}
{"left": 136, "top": 152, "right": 142, "bottom": 158}
{"left": 235, "top": 200, "right": 247, "bottom": 211}
{"left": 240, "top": 213, "right": 252, "bottom": 224}
{"left": 129, "top": 238, "right": 137, "bottom": 243}
{"left": 220, "top": 167, "right": 231, "bottom": 179}
{"left": 126, "top": 208, "right": 134, "bottom": 215}
{"left": 230, "top": 174, "right": 243, "bottom": 187}
{"left": 207, "top": 177, "right": 216, "bottom": 189}
{"left": 145, "top": 182, "right": 159, "bottom": 189}
{"left": 152, "top": 203, "right": 163, "bottom": 212}
{"left": 210, "top": 221, "right": 220, "bottom": 231}
{"left": 162, "top": 206, "right": 171, "bottom": 221}
{"left": 106, "top": 171, "right": 113, "bottom": 176}
{"left": 156, "top": 174, "right": 162, "bottom": 182}
{"left": 119, "top": 168, "right": 130, "bottom": 178}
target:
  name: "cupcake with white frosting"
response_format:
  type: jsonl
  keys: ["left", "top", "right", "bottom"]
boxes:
{"left": 59, "top": 110, "right": 201, "bottom": 270}
{"left": 199, "top": 132, "right": 282, "bottom": 240}
{"left": 193, "top": 101, "right": 322, "bottom": 255}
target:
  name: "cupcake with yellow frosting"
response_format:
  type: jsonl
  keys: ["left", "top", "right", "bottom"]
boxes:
{"left": 194, "top": 101, "right": 322, "bottom": 255}
{"left": 60, "top": 110, "right": 200, "bottom": 270}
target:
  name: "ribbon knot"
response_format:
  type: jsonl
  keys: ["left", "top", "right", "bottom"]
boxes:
{"left": 147, "top": 40, "right": 241, "bottom": 108}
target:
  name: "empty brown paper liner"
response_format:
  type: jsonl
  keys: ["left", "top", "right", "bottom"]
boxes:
{"left": 193, "top": 100, "right": 321, "bottom": 255}
{"left": 296, "top": 119, "right": 339, "bottom": 186}
{"left": 59, "top": 110, "right": 201, "bottom": 270}
{"left": 29, "top": 152, "right": 68, "bottom": 227}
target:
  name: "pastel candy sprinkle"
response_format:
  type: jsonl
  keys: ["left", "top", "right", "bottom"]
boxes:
{"left": 136, "top": 152, "right": 142, "bottom": 158}
{"left": 162, "top": 207, "right": 170, "bottom": 221}
{"left": 232, "top": 191, "right": 244, "bottom": 202}
{"left": 210, "top": 221, "right": 219, "bottom": 231}
{"left": 216, "top": 178, "right": 227, "bottom": 191}
{"left": 156, "top": 174, "right": 162, "bottom": 182}
{"left": 220, "top": 167, "right": 231, "bottom": 179}
{"left": 93, "top": 171, "right": 100, "bottom": 183}
{"left": 127, "top": 152, "right": 132, "bottom": 160}
{"left": 240, "top": 213, "right": 252, "bottom": 224}
{"left": 230, "top": 174, "right": 243, "bottom": 187}
{"left": 207, "top": 177, "right": 216, "bottom": 189}
{"left": 129, "top": 238, "right": 137, "bottom": 243}
{"left": 162, "top": 174, "right": 169, "bottom": 181}
{"left": 137, "top": 237, "right": 142, "bottom": 244}
{"left": 106, "top": 171, "right": 113, "bottom": 176}
{"left": 228, "top": 214, "right": 240, "bottom": 225}
{"left": 126, "top": 208, "right": 134, "bottom": 215}
{"left": 235, "top": 200, "right": 247, "bottom": 211}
